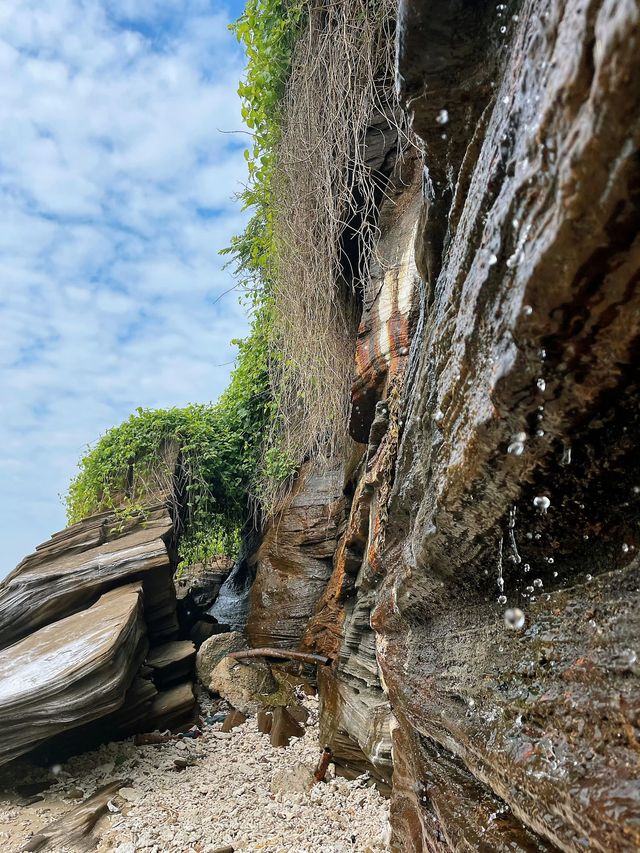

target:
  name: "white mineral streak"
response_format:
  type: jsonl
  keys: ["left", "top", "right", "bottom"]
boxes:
{"left": 0, "top": 693, "right": 390, "bottom": 853}
{"left": 377, "top": 224, "right": 419, "bottom": 365}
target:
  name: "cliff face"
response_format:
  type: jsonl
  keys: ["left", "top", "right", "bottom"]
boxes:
{"left": 2, "top": 0, "right": 638, "bottom": 847}
{"left": 247, "top": 0, "right": 640, "bottom": 849}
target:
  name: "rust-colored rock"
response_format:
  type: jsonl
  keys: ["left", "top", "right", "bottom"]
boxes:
{"left": 246, "top": 464, "right": 346, "bottom": 648}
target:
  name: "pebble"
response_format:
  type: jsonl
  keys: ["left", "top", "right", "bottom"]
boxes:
{"left": 0, "top": 691, "right": 389, "bottom": 852}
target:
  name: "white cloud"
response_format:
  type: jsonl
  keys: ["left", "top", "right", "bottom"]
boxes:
{"left": 0, "top": 0, "right": 252, "bottom": 575}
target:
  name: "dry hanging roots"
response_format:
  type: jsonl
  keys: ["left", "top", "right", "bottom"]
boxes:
{"left": 260, "top": 0, "right": 406, "bottom": 513}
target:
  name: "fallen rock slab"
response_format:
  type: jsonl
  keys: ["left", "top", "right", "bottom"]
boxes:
{"left": 0, "top": 584, "right": 147, "bottom": 767}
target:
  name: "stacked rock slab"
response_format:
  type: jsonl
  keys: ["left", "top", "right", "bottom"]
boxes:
{"left": 0, "top": 506, "right": 196, "bottom": 767}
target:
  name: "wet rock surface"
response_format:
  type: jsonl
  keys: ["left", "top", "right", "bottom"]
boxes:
{"left": 371, "top": 0, "right": 640, "bottom": 848}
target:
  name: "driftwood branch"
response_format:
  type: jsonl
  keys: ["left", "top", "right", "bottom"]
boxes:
{"left": 227, "top": 648, "right": 331, "bottom": 667}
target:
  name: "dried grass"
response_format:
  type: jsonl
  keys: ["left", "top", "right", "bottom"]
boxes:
{"left": 261, "top": 0, "right": 403, "bottom": 511}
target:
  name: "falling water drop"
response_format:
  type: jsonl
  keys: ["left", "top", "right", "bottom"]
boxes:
{"left": 585, "top": 574, "right": 593, "bottom": 582}
{"left": 522, "top": 304, "right": 533, "bottom": 316}
{"left": 536, "top": 377, "right": 546, "bottom": 392}
{"left": 533, "top": 495, "right": 550, "bottom": 514}
{"left": 533, "top": 578, "right": 543, "bottom": 588}
{"left": 498, "top": 594, "right": 507, "bottom": 604}
{"left": 504, "top": 608, "right": 526, "bottom": 630}
{"left": 622, "top": 543, "right": 630, "bottom": 553}
{"left": 436, "top": 109, "right": 449, "bottom": 125}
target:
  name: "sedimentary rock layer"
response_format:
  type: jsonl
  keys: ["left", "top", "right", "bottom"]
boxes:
{"left": 372, "top": 0, "right": 640, "bottom": 848}
{"left": 0, "top": 584, "right": 147, "bottom": 766}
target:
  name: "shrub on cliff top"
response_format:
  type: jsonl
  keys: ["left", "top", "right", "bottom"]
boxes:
{"left": 66, "top": 310, "right": 271, "bottom": 565}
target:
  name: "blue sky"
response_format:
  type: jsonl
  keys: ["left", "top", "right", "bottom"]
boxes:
{"left": 0, "top": 0, "right": 251, "bottom": 575}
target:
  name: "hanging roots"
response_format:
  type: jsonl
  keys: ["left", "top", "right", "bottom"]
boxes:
{"left": 260, "top": 0, "right": 402, "bottom": 512}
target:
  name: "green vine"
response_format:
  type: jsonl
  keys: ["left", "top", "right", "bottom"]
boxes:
{"left": 66, "top": 306, "right": 271, "bottom": 566}
{"left": 221, "top": 0, "right": 303, "bottom": 289}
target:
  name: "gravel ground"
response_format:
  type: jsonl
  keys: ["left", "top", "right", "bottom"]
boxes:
{"left": 0, "top": 693, "right": 390, "bottom": 852}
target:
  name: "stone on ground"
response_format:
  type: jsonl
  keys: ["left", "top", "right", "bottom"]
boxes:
{"left": 209, "top": 656, "right": 276, "bottom": 715}
{"left": 196, "top": 631, "right": 247, "bottom": 686}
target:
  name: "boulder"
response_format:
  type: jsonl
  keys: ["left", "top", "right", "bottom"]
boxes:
{"left": 196, "top": 631, "right": 247, "bottom": 686}
{"left": 209, "top": 656, "right": 277, "bottom": 715}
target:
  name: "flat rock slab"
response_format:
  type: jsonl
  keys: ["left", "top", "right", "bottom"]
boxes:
{"left": 0, "top": 584, "right": 147, "bottom": 766}
{"left": 146, "top": 640, "right": 196, "bottom": 687}
{"left": 0, "top": 509, "right": 173, "bottom": 650}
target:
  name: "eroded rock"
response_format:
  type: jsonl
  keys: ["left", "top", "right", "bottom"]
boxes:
{"left": 196, "top": 631, "right": 248, "bottom": 687}
{"left": 209, "top": 657, "right": 277, "bottom": 715}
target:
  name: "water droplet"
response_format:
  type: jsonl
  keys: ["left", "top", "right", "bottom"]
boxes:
{"left": 546, "top": 557, "right": 554, "bottom": 564}
{"left": 436, "top": 109, "right": 449, "bottom": 125}
{"left": 622, "top": 543, "right": 630, "bottom": 553}
{"left": 536, "top": 429, "right": 545, "bottom": 438}
{"left": 506, "top": 252, "right": 519, "bottom": 268}
{"left": 533, "top": 578, "right": 543, "bottom": 588}
{"left": 561, "top": 445, "right": 572, "bottom": 465}
{"left": 618, "top": 648, "right": 637, "bottom": 667}
{"left": 633, "top": 486, "right": 640, "bottom": 494}
{"left": 585, "top": 574, "right": 592, "bottom": 582}
{"left": 504, "top": 608, "right": 525, "bottom": 630}
{"left": 508, "top": 439, "right": 525, "bottom": 455}
{"left": 522, "top": 304, "right": 533, "bottom": 316}
{"left": 500, "top": 25, "right": 507, "bottom": 33}
{"left": 498, "top": 594, "right": 507, "bottom": 604}
{"left": 525, "top": 585, "right": 534, "bottom": 593}
{"left": 434, "top": 408, "right": 444, "bottom": 422}
{"left": 536, "top": 377, "right": 546, "bottom": 392}
{"left": 51, "top": 764, "right": 62, "bottom": 776}
{"left": 487, "top": 252, "right": 498, "bottom": 266}
{"left": 523, "top": 563, "right": 530, "bottom": 572}
{"left": 533, "top": 495, "right": 550, "bottom": 514}
{"left": 553, "top": 571, "right": 558, "bottom": 577}
{"left": 539, "top": 348, "right": 546, "bottom": 360}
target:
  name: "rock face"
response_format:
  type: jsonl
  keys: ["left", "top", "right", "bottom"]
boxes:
{"left": 0, "top": 507, "right": 196, "bottom": 766}
{"left": 373, "top": 0, "right": 640, "bottom": 849}
{"left": 246, "top": 465, "right": 346, "bottom": 648}
{"left": 248, "top": 0, "right": 640, "bottom": 849}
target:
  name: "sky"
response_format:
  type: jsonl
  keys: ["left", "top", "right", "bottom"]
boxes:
{"left": 0, "top": 0, "right": 251, "bottom": 575}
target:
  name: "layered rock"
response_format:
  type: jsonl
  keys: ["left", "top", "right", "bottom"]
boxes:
{"left": 370, "top": 0, "right": 640, "bottom": 849}
{"left": 246, "top": 465, "right": 346, "bottom": 648}
{"left": 257, "top": 0, "right": 640, "bottom": 848}
{"left": 0, "top": 507, "right": 196, "bottom": 766}
{"left": 0, "top": 584, "right": 146, "bottom": 765}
